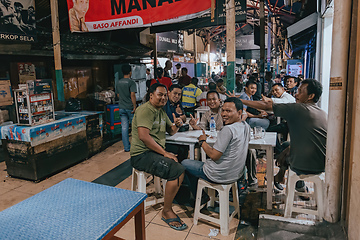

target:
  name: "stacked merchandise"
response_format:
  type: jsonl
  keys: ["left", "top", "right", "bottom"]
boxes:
{"left": 106, "top": 104, "right": 121, "bottom": 137}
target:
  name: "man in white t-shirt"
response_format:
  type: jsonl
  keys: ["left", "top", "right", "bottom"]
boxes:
{"left": 269, "top": 83, "right": 296, "bottom": 104}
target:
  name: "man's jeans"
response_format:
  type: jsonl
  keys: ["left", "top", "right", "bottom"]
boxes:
{"left": 181, "top": 159, "right": 244, "bottom": 199}
{"left": 248, "top": 118, "right": 270, "bottom": 130}
{"left": 181, "top": 159, "right": 213, "bottom": 199}
{"left": 119, "top": 109, "right": 134, "bottom": 152}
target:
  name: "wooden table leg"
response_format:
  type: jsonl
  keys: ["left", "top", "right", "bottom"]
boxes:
{"left": 134, "top": 202, "right": 146, "bottom": 240}
{"left": 102, "top": 202, "right": 146, "bottom": 240}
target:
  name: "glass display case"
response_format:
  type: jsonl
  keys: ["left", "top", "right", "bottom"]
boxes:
{"left": 14, "top": 79, "right": 55, "bottom": 126}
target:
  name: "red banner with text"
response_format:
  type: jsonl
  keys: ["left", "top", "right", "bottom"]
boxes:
{"left": 66, "top": 0, "right": 211, "bottom": 32}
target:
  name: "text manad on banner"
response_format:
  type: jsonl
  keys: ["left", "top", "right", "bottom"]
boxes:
{"left": 0, "top": 0, "right": 36, "bottom": 42}
{"left": 66, "top": 0, "right": 211, "bottom": 32}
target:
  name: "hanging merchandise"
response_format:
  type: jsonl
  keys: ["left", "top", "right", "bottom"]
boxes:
{"left": 14, "top": 79, "right": 55, "bottom": 126}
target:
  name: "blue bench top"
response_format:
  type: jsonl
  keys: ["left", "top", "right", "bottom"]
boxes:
{"left": 0, "top": 178, "right": 147, "bottom": 240}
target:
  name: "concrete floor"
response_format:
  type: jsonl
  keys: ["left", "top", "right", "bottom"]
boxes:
{"left": 0, "top": 139, "right": 347, "bottom": 239}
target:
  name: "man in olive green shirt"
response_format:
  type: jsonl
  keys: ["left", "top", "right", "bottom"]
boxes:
{"left": 130, "top": 83, "right": 187, "bottom": 231}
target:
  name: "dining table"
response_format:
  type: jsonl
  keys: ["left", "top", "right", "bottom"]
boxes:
{"left": 0, "top": 178, "right": 147, "bottom": 240}
{"left": 166, "top": 130, "right": 277, "bottom": 210}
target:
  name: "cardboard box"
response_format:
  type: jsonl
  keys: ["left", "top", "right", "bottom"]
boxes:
{"left": 0, "top": 110, "right": 9, "bottom": 124}
{"left": 77, "top": 76, "right": 89, "bottom": 98}
{"left": 67, "top": 77, "right": 79, "bottom": 99}
{"left": 0, "top": 80, "right": 13, "bottom": 106}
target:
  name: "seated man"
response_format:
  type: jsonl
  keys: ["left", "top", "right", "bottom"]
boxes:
{"left": 181, "top": 97, "right": 251, "bottom": 200}
{"left": 164, "top": 84, "right": 188, "bottom": 162}
{"left": 216, "top": 78, "right": 227, "bottom": 95}
{"left": 236, "top": 79, "right": 327, "bottom": 194}
{"left": 190, "top": 90, "right": 223, "bottom": 131}
{"left": 196, "top": 82, "right": 226, "bottom": 105}
{"left": 182, "top": 77, "right": 202, "bottom": 116}
{"left": 285, "top": 75, "right": 299, "bottom": 97}
{"left": 239, "top": 81, "right": 270, "bottom": 130}
{"left": 267, "top": 83, "right": 296, "bottom": 104}
{"left": 178, "top": 67, "right": 192, "bottom": 87}
{"left": 130, "top": 83, "right": 187, "bottom": 231}
{"left": 190, "top": 90, "right": 257, "bottom": 186}
{"left": 266, "top": 83, "right": 295, "bottom": 139}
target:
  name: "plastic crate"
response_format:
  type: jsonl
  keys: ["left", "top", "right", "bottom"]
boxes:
{"left": 106, "top": 104, "right": 121, "bottom": 125}
{"left": 106, "top": 122, "right": 121, "bottom": 137}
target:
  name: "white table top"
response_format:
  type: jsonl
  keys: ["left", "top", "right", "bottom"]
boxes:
{"left": 195, "top": 106, "right": 210, "bottom": 111}
{"left": 166, "top": 130, "right": 276, "bottom": 147}
{"left": 166, "top": 130, "right": 216, "bottom": 144}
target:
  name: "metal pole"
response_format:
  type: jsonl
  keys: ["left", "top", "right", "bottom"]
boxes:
{"left": 226, "top": 0, "right": 235, "bottom": 92}
{"left": 154, "top": 33, "right": 157, "bottom": 79}
{"left": 267, "top": 14, "right": 271, "bottom": 71}
{"left": 50, "top": 0, "right": 64, "bottom": 101}
{"left": 208, "top": 32, "right": 211, "bottom": 78}
{"left": 324, "top": 0, "right": 352, "bottom": 223}
{"left": 259, "top": 0, "right": 265, "bottom": 92}
{"left": 194, "top": 30, "right": 197, "bottom": 77}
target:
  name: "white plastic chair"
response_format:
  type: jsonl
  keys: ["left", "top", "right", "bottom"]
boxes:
{"left": 193, "top": 179, "right": 240, "bottom": 236}
{"left": 131, "top": 168, "right": 167, "bottom": 208}
{"left": 284, "top": 168, "right": 325, "bottom": 221}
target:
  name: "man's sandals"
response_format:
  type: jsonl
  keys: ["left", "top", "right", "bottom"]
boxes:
{"left": 161, "top": 214, "right": 188, "bottom": 231}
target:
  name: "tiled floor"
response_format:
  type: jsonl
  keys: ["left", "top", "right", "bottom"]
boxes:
{"left": 0, "top": 141, "right": 240, "bottom": 240}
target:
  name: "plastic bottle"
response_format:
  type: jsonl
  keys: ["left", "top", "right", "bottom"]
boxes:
{"left": 210, "top": 116, "right": 216, "bottom": 133}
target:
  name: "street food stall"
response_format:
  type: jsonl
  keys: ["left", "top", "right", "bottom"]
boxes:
{"left": 0, "top": 80, "right": 103, "bottom": 181}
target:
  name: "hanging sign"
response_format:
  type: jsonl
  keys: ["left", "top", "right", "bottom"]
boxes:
{"left": 66, "top": 0, "right": 211, "bottom": 32}
{"left": 0, "top": 0, "right": 36, "bottom": 42}
{"left": 150, "top": 0, "right": 246, "bottom": 33}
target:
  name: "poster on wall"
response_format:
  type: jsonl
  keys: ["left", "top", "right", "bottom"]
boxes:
{"left": 66, "top": 0, "right": 211, "bottom": 32}
{"left": 287, "top": 59, "right": 303, "bottom": 77}
{"left": 0, "top": 0, "right": 36, "bottom": 42}
{"left": 18, "top": 63, "right": 36, "bottom": 84}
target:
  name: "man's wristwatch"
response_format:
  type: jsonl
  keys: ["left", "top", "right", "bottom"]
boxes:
{"left": 199, "top": 140, "right": 206, "bottom": 147}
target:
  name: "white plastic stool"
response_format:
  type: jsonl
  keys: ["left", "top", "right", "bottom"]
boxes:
{"left": 193, "top": 179, "right": 240, "bottom": 236}
{"left": 284, "top": 168, "right": 325, "bottom": 221}
{"left": 131, "top": 168, "right": 166, "bottom": 208}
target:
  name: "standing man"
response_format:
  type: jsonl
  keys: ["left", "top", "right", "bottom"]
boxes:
{"left": 182, "top": 98, "right": 251, "bottom": 200}
{"left": 146, "top": 68, "right": 153, "bottom": 81}
{"left": 178, "top": 67, "right": 191, "bottom": 87}
{"left": 130, "top": 83, "right": 187, "bottom": 231}
{"left": 115, "top": 64, "right": 137, "bottom": 152}
{"left": 264, "top": 71, "right": 274, "bottom": 97}
{"left": 174, "top": 63, "right": 182, "bottom": 80}
{"left": 216, "top": 78, "right": 227, "bottom": 95}
{"left": 150, "top": 67, "right": 172, "bottom": 90}
{"left": 164, "top": 60, "right": 172, "bottom": 78}
{"left": 235, "top": 79, "right": 327, "bottom": 193}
